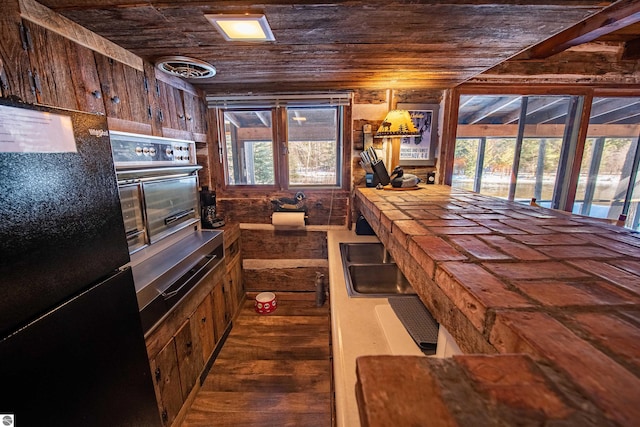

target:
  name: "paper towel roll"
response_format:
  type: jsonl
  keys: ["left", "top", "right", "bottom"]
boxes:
{"left": 272, "top": 212, "right": 306, "bottom": 228}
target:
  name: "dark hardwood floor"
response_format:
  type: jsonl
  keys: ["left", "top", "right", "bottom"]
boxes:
{"left": 181, "top": 293, "right": 333, "bottom": 427}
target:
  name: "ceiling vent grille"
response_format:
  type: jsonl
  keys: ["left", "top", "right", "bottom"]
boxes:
{"left": 155, "top": 56, "right": 216, "bottom": 79}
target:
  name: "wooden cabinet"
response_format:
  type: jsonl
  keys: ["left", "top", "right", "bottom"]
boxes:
{"left": 145, "top": 239, "right": 238, "bottom": 427}
{"left": 193, "top": 293, "right": 215, "bottom": 364}
{"left": 224, "top": 254, "right": 243, "bottom": 323}
{"left": 223, "top": 225, "right": 244, "bottom": 323}
{"left": 150, "top": 339, "right": 183, "bottom": 427}
{"left": 174, "top": 319, "right": 203, "bottom": 402}
{"left": 211, "top": 280, "right": 227, "bottom": 342}
{"left": 182, "top": 90, "right": 207, "bottom": 135}
{"left": 157, "top": 79, "right": 187, "bottom": 132}
{"left": 0, "top": 2, "right": 36, "bottom": 103}
{"left": 94, "top": 52, "right": 152, "bottom": 125}
{"left": 22, "top": 20, "right": 104, "bottom": 113}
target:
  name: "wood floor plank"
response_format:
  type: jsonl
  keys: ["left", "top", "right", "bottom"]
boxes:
{"left": 230, "top": 325, "right": 330, "bottom": 338}
{"left": 217, "top": 341, "right": 330, "bottom": 360}
{"left": 201, "top": 373, "right": 330, "bottom": 393}
{"left": 187, "top": 391, "right": 330, "bottom": 413}
{"left": 234, "top": 315, "right": 329, "bottom": 327}
{"left": 180, "top": 291, "right": 333, "bottom": 426}
{"left": 182, "top": 410, "right": 331, "bottom": 427}
{"left": 208, "top": 359, "right": 331, "bottom": 376}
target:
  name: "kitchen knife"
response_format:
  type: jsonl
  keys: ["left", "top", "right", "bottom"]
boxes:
{"left": 359, "top": 161, "right": 373, "bottom": 173}
{"left": 362, "top": 151, "right": 372, "bottom": 164}
{"left": 368, "top": 146, "right": 378, "bottom": 161}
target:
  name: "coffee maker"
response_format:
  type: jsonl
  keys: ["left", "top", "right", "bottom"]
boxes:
{"left": 200, "top": 186, "right": 225, "bottom": 228}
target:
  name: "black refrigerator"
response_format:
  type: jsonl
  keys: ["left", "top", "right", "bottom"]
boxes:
{"left": 0, "top": 99, "right": 160, "bottom": 426}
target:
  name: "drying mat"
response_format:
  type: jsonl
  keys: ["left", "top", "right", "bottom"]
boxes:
{"left": 388, "top": 296, "right": 439, "bottom": 355}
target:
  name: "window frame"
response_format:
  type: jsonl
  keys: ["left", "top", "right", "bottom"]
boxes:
{"left": 213, "top": 101, "right": 350, "bottom": 195}
{"left": 442, "top": 85, "right": 639, "bottom": 214}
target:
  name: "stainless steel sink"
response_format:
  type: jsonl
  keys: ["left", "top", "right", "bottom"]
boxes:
{"left": 341, "top": 242, "right": 393, "bottom": 264}
{"left": 340, "top": 243, "right": 416, "bottom": 297}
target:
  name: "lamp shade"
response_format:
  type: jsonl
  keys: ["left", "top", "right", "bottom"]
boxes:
{"left": 374, "top": 110, "right": 420, "bottom": 137}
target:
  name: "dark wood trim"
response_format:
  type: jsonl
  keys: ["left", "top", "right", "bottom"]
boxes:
{"left": 525, "top": 0, "right": 640, "bottom": 59}
{"left": 275, "top": 105, "right": 287, "bottom": 190}
{"left": 565, "top": 91, "right": 593, "bottom": 212}
{"left": 440, "top": 88, "right": 460, "bottom": 186}
{"left": 456, "top": 84, "right": 594, "bottom": 96}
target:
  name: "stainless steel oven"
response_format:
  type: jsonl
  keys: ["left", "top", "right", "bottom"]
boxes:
{"left": 109, "top": 131, "right": 224, "bottom": 334}
{"left": 110, "top": 131, "right": 201, "bottom": 253}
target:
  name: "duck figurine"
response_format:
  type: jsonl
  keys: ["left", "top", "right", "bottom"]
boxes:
{"left": 271, "top": 191, "right": 307, "bottom": 212}
{"left": 390, "top": 166, "right": 421, "bottom": 188}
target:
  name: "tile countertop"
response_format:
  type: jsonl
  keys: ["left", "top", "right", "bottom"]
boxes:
{"left": 327, "top": 229, "right": 461, "bottom": 427}
{"left": 354, "top": 184, "right": 640, "bottom": 426}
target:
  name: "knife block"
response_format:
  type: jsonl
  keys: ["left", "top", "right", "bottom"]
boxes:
{"left": 371, "top": 161, "right": 390, "bottom": 186}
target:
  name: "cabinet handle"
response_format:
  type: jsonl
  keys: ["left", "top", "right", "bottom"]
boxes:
{"left": 155, "top": 367, "right": 161, "bottom": 383}
{"left": 161, "top": 409, "right": 168, "bottom": 423}
{"left": 158, "top": 109, "right": 164, "bottom": 123}
{"left": 111, "top": 95, "right": 120, "bottom": 104}
{"left": 178, "top": 113, "right": 185, "bottom": 120}
{"left": 186, "top": 114, "right": 193, "bottom": 121}
{"left": 186, "top": 341, "right": 192, "bottom": 349}
{"left": 201, "top": 316, "right": 207, "bottom": 323}
{"left": 91, "top": 90, "right": 102, "bottom": 99}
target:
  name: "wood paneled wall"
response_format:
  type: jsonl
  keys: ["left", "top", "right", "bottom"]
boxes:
{"left": 241, "top": 229, "right": 328, "bottom": 294}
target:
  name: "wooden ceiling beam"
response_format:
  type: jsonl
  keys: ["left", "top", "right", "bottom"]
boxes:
{"left": 526, "top": 0, "right": 640, "bottom": 59}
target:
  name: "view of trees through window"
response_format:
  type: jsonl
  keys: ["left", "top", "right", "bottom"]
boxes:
{"left": 221, "top": 105, "right": 342, "bottom": 188}
{"left": 454, "top": 137, "right": 561, "bottom": 201}
{"left": 452, "top": 94, "right": 640, "bottom": 230}
{"left": 287, "top": 107, "right": 338, "bottom": 186}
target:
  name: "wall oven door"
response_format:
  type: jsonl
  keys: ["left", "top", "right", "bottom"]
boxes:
{"left": 143, "top": 175, "right": 199, "bottom": 244}
{"left": 119, "top": 182, "right": 147, "bottom": 253}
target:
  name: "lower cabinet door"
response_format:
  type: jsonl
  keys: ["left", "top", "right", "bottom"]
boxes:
{"left": 193, "top": 294, "right": 215, "bottom": 364}
{"left": 211, "top": 279, "right": 227, "bottom": 343}
{"left": 151, "top": 339, "right": 183, "bottom": 426}
{"left": 175, "top": 319, "right": 204, "bottom": 401}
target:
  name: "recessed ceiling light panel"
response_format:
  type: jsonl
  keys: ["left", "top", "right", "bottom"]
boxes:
{"left": 205, "top": 14, "right": 275, "bottom": 42}
{"left": 155, "top": 56, "right": 217, "bottom": 79}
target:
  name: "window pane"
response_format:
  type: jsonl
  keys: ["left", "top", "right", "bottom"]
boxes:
{"left": 452, "top": 138, "right": 479, "bottom": 191}
{"left": 223, "top": 110, "right": 274, "bottom": 185}
{"left": 480, "top": 138, "right": 515, "bottom": 199}
{"left": 454, "top": 94, "right": 581, "bottom": 205}
{"left": 513, "top": 138, "right": 562, "bottom": 205}
{"left": 287, "top": 107, "right": 339, "bottom": 186}
{"left": 574, "top": 96, "right": 640, "bottom": 226}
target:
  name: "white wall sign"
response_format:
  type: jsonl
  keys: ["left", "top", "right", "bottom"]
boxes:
{"left": 0, "top": 105, "right": 77, "bottom": 153}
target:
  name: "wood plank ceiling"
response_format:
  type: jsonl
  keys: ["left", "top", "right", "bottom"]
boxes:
{"left": 34, "top": 0, "right": 627, "bottom": 94}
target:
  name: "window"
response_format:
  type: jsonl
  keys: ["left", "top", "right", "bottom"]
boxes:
{"left": 287, "top": 107, "right": 339, "bottom": 186}
{"left": 215, "top": 97, "right": 347, "bottom": 190}
{"left": 450, "top": 90, "right": 640, "bottom": 229}
{"left": 223, "top": 109, "right": 275, "bottom": 185}
{"left": 452, "top": 94, "right": 583, "bottom": 207}
{"left": 574, "top": 96, "right": 640, "bottom": 230}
